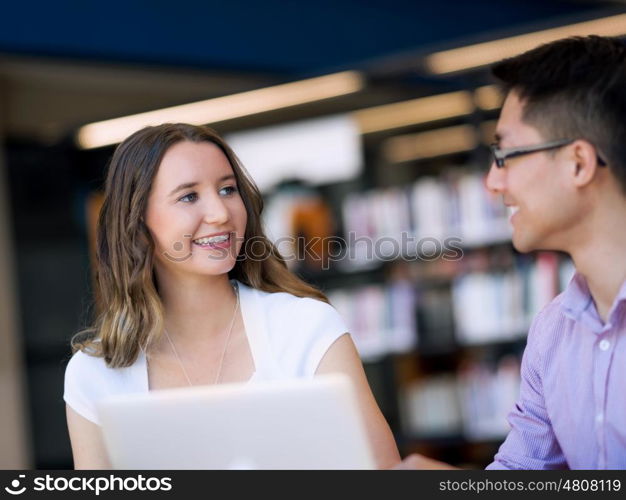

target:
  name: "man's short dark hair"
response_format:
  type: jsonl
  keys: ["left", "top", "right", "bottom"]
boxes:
{"left": 491, "top": 35, "right": 626, "bottom": 193}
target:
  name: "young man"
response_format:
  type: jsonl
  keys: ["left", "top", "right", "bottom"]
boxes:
{"left": 401, "top": 35, "right": 626, "bottom": 470}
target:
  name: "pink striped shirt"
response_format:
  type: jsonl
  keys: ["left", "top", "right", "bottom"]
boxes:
{"left": 487, "top": 273, "right": 626, "bottom": 469}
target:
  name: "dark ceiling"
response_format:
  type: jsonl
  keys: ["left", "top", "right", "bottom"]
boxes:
{"left": 1, "top": 0, "right": 624, "bottom": 77}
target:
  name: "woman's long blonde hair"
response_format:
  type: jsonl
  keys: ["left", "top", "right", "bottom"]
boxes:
{"left": 73, "top": 123, "right": 328, "bottom": 368}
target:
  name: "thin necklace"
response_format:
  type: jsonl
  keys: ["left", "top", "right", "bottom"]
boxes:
{"left": 163, "top": 283, "right": 239, "bottom": 386}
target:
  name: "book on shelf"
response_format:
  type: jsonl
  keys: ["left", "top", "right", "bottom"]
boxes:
{"left": 399, "top": 355, "right": 521, "bottom": 442}
{"left": 451, "top": 253, "right": 572, "bottom": 345}
{"left": 400, "top": 374, "right": 463, "bottom": 438}
{"left": 341, "top": 170, "right": 512, "bottom": 269}
{"left": 457, "top": 355, "right": 521, "bottom": 441}
{"left": 328, "top": 280, "right": 417, "bottom": 361}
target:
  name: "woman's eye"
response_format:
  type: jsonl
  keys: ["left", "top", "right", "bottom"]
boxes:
{"left": 219, "top": 185, "right": 238, "bottom": 196}
{"left": 179, "top": 192, "right": 198, "bottom": 203}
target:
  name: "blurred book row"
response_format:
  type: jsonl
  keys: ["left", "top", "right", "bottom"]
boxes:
{"left": 261, "top": 170, "right": 512, "bottom": 273}
{"left": 328, "top": 281, "right": 418, "bottom": 361}
{"left": 400, "top": 355, "right": 521, "bottom": 442}
{"left": 328, "top": 254, "right": 575, "bottom": 361}
{"left": 341, "top": 170, "right": 511, "bottom": 261}
{"left": 452, "top": 253, "right": 575, "bottom": 345}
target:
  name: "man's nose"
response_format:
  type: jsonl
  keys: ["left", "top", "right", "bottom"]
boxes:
{"left": 485, "top": 161, "right": 505, "bottom": 195}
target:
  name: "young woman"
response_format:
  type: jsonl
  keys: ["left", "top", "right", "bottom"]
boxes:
{"left": 64, "top": 123, "right": 400, "bottom": 469}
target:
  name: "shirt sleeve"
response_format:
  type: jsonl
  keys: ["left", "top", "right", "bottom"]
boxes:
{"left": 300, "top": 298, "right": 350, "bottom": 377}
{"left": 486, "top": 311, "right": 568, "bottom": 470}
{"left": 63, "top": 350, "right": 105, "bottom": 425}
{"left": 271, "top": 296, "right": 350, "bottom": 378}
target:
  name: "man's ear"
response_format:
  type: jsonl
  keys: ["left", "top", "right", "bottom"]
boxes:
{"left": 571, "top": 139, "right": 601, "bottom": 188}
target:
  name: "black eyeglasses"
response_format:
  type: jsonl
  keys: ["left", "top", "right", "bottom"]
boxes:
{"left": 490, "top": 139, "right": 607, "bottom": 168}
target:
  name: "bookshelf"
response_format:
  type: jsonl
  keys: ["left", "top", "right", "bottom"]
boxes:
{"left": 256, "top": 94, "right": 574, "bottom": 467}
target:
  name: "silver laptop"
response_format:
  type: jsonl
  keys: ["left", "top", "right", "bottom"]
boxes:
{"left": 97, "top": 374, "right": 375, "bottom": 469}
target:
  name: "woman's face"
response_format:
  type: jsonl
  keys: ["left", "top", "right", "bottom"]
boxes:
{"left": 145, "top": 140, "right": 248, "bottom": 278}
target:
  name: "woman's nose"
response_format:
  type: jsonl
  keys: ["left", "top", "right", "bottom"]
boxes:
{"left": 203, "top": 196, "right": 229, "bottom": 225}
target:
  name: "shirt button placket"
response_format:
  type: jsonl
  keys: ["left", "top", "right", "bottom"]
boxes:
{"left": 594, "top": 334, "right": 613, "bottom": 469}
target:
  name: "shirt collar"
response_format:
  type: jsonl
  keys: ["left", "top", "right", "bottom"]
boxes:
{"left": 560, "top": 272, "right": 593, "bottom": 321}
{"left": 608, "top": 278, "right": 626, "bottom": 321}
{"left": 560, "top": 271, "right": 626, "bottom": 324}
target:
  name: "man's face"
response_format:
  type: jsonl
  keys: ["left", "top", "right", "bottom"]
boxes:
{"left": 485, "top": 90, "right": 579, "bottom": 253}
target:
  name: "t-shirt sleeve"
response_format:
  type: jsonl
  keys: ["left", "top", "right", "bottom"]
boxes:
{"left": 274, "top": 297, "right": 350, "bottom": 378}
{"left": 64, "top": 349, "right": 107, "bottom": 425}
{"left": 302, "top": 299, "right": 350, "bottom": 376}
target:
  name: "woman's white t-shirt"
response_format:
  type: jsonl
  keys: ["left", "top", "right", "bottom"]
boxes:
{"left": 63, "top": 281, "right": 349, "bottom": 425}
